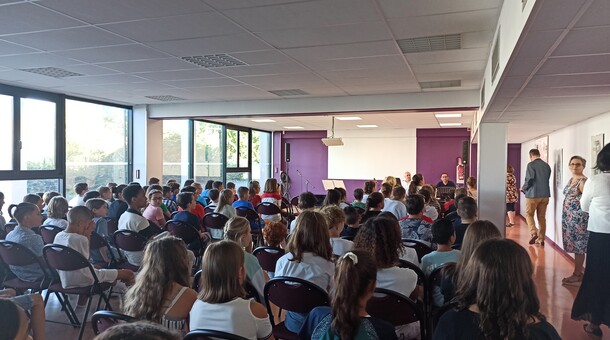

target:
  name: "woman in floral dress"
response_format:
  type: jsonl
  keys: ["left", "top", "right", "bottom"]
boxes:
{"left": 562, "top": 155, "right": 589, "bottom": 286}
{"left": 505, "top": 165, "right": 519, "bottom": 227}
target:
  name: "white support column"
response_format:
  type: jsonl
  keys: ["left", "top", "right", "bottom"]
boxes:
{"left": 132, "top": 105, "right": 147, "bottom": 185}
{"left": 477, "top": 122, "right": 508, "bottom": 237}
{"left": 146, "top": 118, "right": 163, "bottom": 182}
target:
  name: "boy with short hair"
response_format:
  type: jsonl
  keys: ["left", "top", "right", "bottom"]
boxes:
{"left": 352, "top": 188, "right": 365, "bottom": 209}
{"left": 162, "top": 186, "right": 178, "bottom": 213}
{"left": 118, "top": 185, "right": 154, "bottom": 266}
{"left": 86, "top": 198, "right": 112, "bottom": 264}
{"left": 340, "top": 205, "right": 362, "bottom": 239}
{"left": 233, "top": 186, "right": 263, "bottom": 230}
{"left": 69, "top": 182, "right": 89, "bottom": 207}
{"left": 5, "top": 203, "right": 45, "bottom": 282}
{"left": 206, "top": 189, "right": 220, "bottom": 211}
{"left": 421, "top": 218, "right": 461, "bottom": 306}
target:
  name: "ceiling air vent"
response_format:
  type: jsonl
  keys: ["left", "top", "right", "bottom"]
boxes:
{"left": 181, "top": 54, "right": 247, "bottom": 68}
{"left": 268, "top": 89, "right": 309, "bottom": 97}
{"left": 397, "top": 34, "right": 462, "bottom": 54}
{"left": 419, "top": 80, "right": 461, "bottom": 89}
{"left": 145, "top": 95, "right": 186, "bottom": 102}
{"left": 19, "top": 67, "right": 83, "bottom": 78}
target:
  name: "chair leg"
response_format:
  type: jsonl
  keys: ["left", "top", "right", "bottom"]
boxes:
{"left": 63, "top": 294, "right": 81, "bottom": 328}
{"left": 55, "top": 292, "right": 79, "bottom": 326}
{"left": 77, "top": 296, "right": 93, "bottom": 340}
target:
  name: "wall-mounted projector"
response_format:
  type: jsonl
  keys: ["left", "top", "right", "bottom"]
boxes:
{"left": 321, "top": 137, "right": 344, "bottom": 146}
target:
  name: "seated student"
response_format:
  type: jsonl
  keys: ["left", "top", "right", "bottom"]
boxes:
{"left": 352, "top": 188, "right": 366, "bottom": 209}
{"left": 123, "top": 236, "right": 197, "bottom": 333}
{"left": 42, "top": 196, "right": 69, "bottom": 229}
{"left": 118, "top": 185, "right": 156, "bottom": 266}
{"left": 299, "top": 250, "right": 398, "bottom": 340}
{"left": 263, "top": 221, "right": 288, "bottom": 249}
{"left": 379, "top": 182, "right": 393, "bottom": 209}
{"left": 454, "top": 196, "right": 477, "bottom": 245}
{"left": 362, "top": 180, "right": 377, "bottom": 202}
{"left": 183, "top": 179, "right": 195, "bottom": 188}
{"left": 53, "top": 207, "right": 134, "bottom": 306}
{"left": 466, "top": 176, "right": 478, "bottom": 199}
{"left": 189, "top": 241, "right": 273, "bottom": 339}
{"left": 83, "top": 190, "right": 101, "bottom": 203}
{"left": 42, "top": 191, "right": 61, "bottom": 215}
{"left": 443, "top": 188, "right": 468, "bottom": 214}
{"left": 226, "top": 182, "right": 238, "bottom": 201}
{"left": 173, "top": 193, "right": 202, "bottom": 230}
{"left": 69, "top": 182, "right": 89, "bottom": 207}
{"left": 168, "top": 182, "right": 180, "bottom": 202}
{"left": 85, "top": 198, "right": 112, "bottom": 264}
{"left": 340, "top": 205, "right": 362, "bottom": 239}
{"left": 23, "top": 194, "right": 44, "bottom": 215}
{"left": 360, "top": 192, "right": 384, "bottom": 224}
{"left": 212, "top": 180, "right": 224, "bottom": 192}
{"left": 161, "top": 186, "right": 178, "bottom": 214}
{"left": 215, "top": 189, "right": 236, "bottom": 219}
{"left": 275, "top": 211, "right": 335, "bottom": 333}
{"left": 441, "top": 220, "right": 501, "bottom": 304}
{"left": 6, "top": 203, "right": 45, "bottom": 282}
{"left": 0, "top": 191, "right": 5, "bottom": 229}
{"left": 376, "top": 213, "right": 419, "bottom": 265}
{"left": 248, "top": 180, "right": 262, "bottom": 208}
{"left": 434, "top": 239, "right": 560, "bottom": 340}
{"left": 233, "top": 186, "right": 263, "bottom": 231}
{"left": 92, "top": 321, "right": 182, "bottom": 340}
{"left": 382, "top": 186, "right": 408, "bottom": 220}
{"left": 142, "top": 189, "right": 167, "bottom": 227}
{"left": 98, "top": 186, "right": 113, "bottom": 203}
{"left": 148, "top": 185, "right": 171, "bottom": 220}
{"left": 399, "top": 194, "right": 433, "bottom": 245}
{"left": 198, "top": 180, "right": 213, "bottom": 205}
{"left": 289, "top": 191, "right": 316, "bottom": 234}
{"left": 353, "top": 216, "right": 419, "bottom": 338}
{"left": 0, "top": 294, "right": 46, "bottom": 340}
{"left": 422, "top": 184, "right": 442, "bottom": 215}
{"left": 320, "top": 205, "right": 353, "bottom": 257}
{"left": 108, "top": 184, "right": 128, "bottom": 221}
{"left": 205, "top": 189, "right": 220, "bottom": 211}
{"left": 148, "top": 177, "right": 160, "bottom": 186}
{"left": 224, "top": 217, "right": 269, "bottom": 302}
{"left": 260, "top": 178, "right": 282, "bottom": 222}
{"left": 421, "top": 218, "right": 461, "bottom": 307}
{"left": 418, "top": 187, "right": 439, "bottom": 221}
{"left": 180, "top": 186, "right": 205, "bottom": 221}
{"left": 335, "top": 187, "right": 349, "bottom": 209}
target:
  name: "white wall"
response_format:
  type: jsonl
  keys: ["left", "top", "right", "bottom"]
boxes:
{"left": 328, "top": 128, "right": 416, "bottom": 180}
{"left": 520, "top": 110, "right": 610, "bottom": 248}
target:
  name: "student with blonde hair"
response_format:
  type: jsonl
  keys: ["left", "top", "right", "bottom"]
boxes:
{"left": 260, "top": 178, "right": 282, "bottom": 222}
{"left": 42, "top": 196, "right": 69, "bottom": 229}
{"left": 320, "top": 205, "right": 353, "bottom": 257}
{"left": 189, "top": 241, "right": 273, "bottom": 339}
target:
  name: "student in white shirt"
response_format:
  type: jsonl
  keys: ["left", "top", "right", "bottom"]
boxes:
{"left": 189, "top": 241, "right": 273, "bottom": 340}
{"left": 42, "top": 196, "right": 69, "bottom": 229}
{"left": 118, "top": 185, "right": 155, "bottom": 266}
{"left": 382, "top": 186, "right": 408, "bottom": 220}
{"left": 53, "top": 206, "right": 134, "bottom": 306}
{"left": 68, "top": 182, "right": 88, "bottom": 207}
{"left": 320, "top": 205, "right": 353, "bottom": 257}
{"left": 275, "top": 211, "right": 335, "bottom": 333}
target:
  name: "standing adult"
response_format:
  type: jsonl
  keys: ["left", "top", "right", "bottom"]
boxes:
{"left": 561, "top": 156, "right": 589, "bottom": 286}
{"left": 521, "top": 149, "right": 551, "bottom": 246}
{"left": 505, "top": 165, "right": 518, "bottom": 227}
{"left": 404, "top": 171, "right": 412, "bottom": 188}
{"left": 572, "top": 143, "right": 610, "bottom": 338}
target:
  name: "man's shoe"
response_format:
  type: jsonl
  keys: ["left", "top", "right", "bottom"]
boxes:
{"left": 529, "top": 235, "right": 538, "bottom": 244}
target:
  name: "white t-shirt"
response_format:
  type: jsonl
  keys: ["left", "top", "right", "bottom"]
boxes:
{"left": 118, "top": 210, "right": 149, "bottom": 266}
{"left": 423, "top": 205, "right": 439, "bottom": 221}
{"left": 275, "top": 252, "right": 334, "bottom": 293}
{"left": 43, "top": 218, "right": 69, "bottom": 229}
{"left": 581, "top": 173, "right": 610, "bottom": 234}
{"left": 330, "top": 237, "right": 353, "bottom": 257}
{"left": 382, "top": 199, "right": 407, "bottom": 220}
{"left": 142, "top": 205, "right": 164, "bottom": 223}
{"left": 190, "top": 298, "right": 272, "bottom": 340}
{"left": 53, "top": 231, "right": 118, "bottom": 288}
{"left": 68, "top": 195, "right": 85, "bottom": 207}
{"left": 376, "top": 266, "right": 418, "bottom": 298}
{"left": 400, "top": 247, "right": 420, "bottom": 266}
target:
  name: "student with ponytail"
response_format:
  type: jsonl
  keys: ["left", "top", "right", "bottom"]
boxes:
{"left": 360, "top": 192, "right": 384, "bottom": 224}
{"left": 300, "top": 250, "right": 397, "bottom": 339}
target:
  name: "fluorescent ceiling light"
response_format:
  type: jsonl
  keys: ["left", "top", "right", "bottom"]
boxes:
{"left": 439, "top": 123, "right": 462, "bottom": 127}
{"left": 357, "top": 124, "right": 378, "bottom": 128}
{"left": 251, "top": 119, "right": 275, "bottom": 123}
{"left": 284, "top": 126, "right": 304, "bottom": 129}
{"left": 336, "top": 117, "right": 362, "bottom": 121}
{"left": 435, "top": 113, "right": 462, "bottom": 118}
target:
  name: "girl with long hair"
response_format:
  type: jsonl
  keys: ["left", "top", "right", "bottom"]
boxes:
{"left": 322, "top": 189, "right": 341, "bottom": 207}
{"left": 260, "top": 178, "right": 282, "bottom": 222}
{"left": 275, "top": 210, "right": 334, "bottom": 333}
{"left": 189, "top": 240, "right": 273, "bottom": 339}
{"left": 248, "top": 180, "right": 262, "bottom": 207}
{"left": 360, "top": 192, "right": 384, "bottom": 224}
{"left": 362, "top": 180, "right": 376, "bottom": 202}
{"left": 434, "top": 239, "right": 560, "bottom": 339}
{"left": 123, "top": 236, "right": 197, "bottom": 333}
{"left": 408, "top": 174, "right": 424, "bottom": 196}
{"left": 214, "top": 189, "right": 236, "bottom": 219}
{"left": 299, "top": 250, "right": 398, "bottom": 339}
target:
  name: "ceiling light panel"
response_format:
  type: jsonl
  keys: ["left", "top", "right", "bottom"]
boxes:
{"left": 398, "top": 34, "right": 462, "bottom": 54}
{"left": 336, "top": 117, "right": 362, "bottom": 121}
{"left": 19, "top": 67, "right": 83, "bottom": 78}
{"left": 145, "top": 95, "right": 186, "bottom": 102}
{"left": 251, "top": 119, "right": 276, "bottom": 122}
{"left": 419, "top": 80, "right": 461, "bottom": 89}
{"left": 439, "top": 123, "right": 462, "bottom": 127}
{"left": 357, "top": 124, "right": 378, "bottom": 128}
{"left": 284, "top": 126, "right": 304, "bottom": 129}
{"left": 181, "top": 54, "right": 247, "bottom": 68}
{"left": 435, "top": 113, "right": 463, "bottom": 118}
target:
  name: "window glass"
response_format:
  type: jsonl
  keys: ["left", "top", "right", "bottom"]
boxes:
{"left": 163, "top": 120, "right": 190, "bottom": 185}
{"left": 65, "top": 99, "right": 129, "bottom": 200}
{"left": 194, "top": 121, "right": 223, "bottom": 183}
{"left": 20, "top": 98, "right": 56, "bottom": 170}
{"left": 0, "top": 179, "right": 61, "bottom": 215}
{"left": 252, "top": 130, "right": 271, "bottom": 183}
{"left": 226, "top": 172, "right": 250, "bottom": 189}
{"left": 226, "top": 129, "right": 238, "bottom": 168}
{"left": 239, "top": 131, "right": 249, "bottom": 168}
{"left": 0, "top": 95, "right": 13, "bottom": 170}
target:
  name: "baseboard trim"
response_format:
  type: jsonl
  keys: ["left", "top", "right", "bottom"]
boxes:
{"left": 517, "top": 214, "right": 575, "bottom": 264}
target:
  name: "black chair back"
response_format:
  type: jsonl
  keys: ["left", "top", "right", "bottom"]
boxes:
{"left": 193, "top": 269, "right": 202, "bottom": 292}
{"left": 204, "top": 206, "right": 214, "bottom": 214}
{"left": 113, "top": 230, "right": 147, "bottom": 252}
{"left": 0, "top": 240, "right": 43, "bottom": 267}
{"left": 202, "top": 213, "right": 229, "bottom": 237}
{"left": 43, "top": 244, "right": 95, "bottom": 273}
{"left": 184, "top": 329, "right": 248, "bottom": 340}
{"left": 165, "top": 220, "right": 200, "bottom": 244}
{"left": 367, "top": 288, "right": 425, "bottom": 339}
{"left": 3, "top": 222, "right": 17, "bottom": 235}
{"left": 290, "top": 196, "right": 299, "bottom": 207}
{"left": 91, "top": 311, "right": 136, "bottom": 335}
{"left": 105, "top": 218, "right": 118, "bottom": 235}
{"left": 402, "top": 238, "right": 433, "bottom": 262}
{"left": 235, "top": 207, "right": 260, "bottom": 224}
{"left": 40, "top": 225, "right": 63, "bottom": 244}
{"left": 256, "top": 202, "right": 281, "bottom": 216}
{"left": 252, "top": 246, "right": 285, "bottom": 273}
{"left": 263, "top": 276, "right": 330, "bottom": 326}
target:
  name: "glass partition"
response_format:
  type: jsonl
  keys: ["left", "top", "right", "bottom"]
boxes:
{"left": 194, "top": 121, "right": 223, "bottom": 183}
{"left": 163, "top": 120, "right": 190, "bottom": 184}
{"left": 20, "top": 98, "right": 56, "bottom": 171}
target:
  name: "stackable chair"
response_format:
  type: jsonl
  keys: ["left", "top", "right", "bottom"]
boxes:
{"left": 112, "top": 230, "right": 147, "bottom": 272}
{"left": 40, "top": 225, "right": 64, "bottom": 244}
{"left": 91, "top": 310, "right": 136, "bottom": 335}
{"left": 184, "top": 329, "right": 248, "bottom": 340}
{"left": 202, "top": 213, "right": 229, "bottom": 241}
{"left": 402, "top": 238, "right": 433, "bottom": 262}
{"left": 367, "top": 288, "right": 426, "bottom": 340}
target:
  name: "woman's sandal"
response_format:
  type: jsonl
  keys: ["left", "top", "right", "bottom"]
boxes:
{"left": 583, "top": 323, "right": 602, "bottom": 338}
{"left": 562, "top": 273, "right": 583, "bottom": 286}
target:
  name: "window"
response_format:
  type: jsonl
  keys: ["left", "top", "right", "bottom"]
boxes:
{"left": 163, "top": 120, "right": 191, "bottom": 185}
{"left": 0, "top": 94, "right": 13, "bottom": 171}
{"left": 0, "top": 179, "right": 62, "bottom": 215}
{"left": 65, "top": 99, "right": 129, "bottom": 200}
{"left": 21, "top": 98, "right": 57, "bottom": 171}
{"left": 194, "top": 121, "right": 223, "bottom": 183}
{"left": 252, "top": 130, "right": 272, "bottom": 183}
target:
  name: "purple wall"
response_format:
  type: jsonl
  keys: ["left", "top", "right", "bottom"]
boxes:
{"left": 416, "top": 128, "right": 470, "bottom": 186}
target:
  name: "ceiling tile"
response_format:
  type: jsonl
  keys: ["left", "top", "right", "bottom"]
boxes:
{"left": 0, "top": 52, "right": 80, "bottom": 68}
{"left": 235, "top": 72, "right": 329, "bottom": 87}
{"left": 161, "top": 77, "right": 242, "bottom": 88}
{"left": 2, "top": 27, "right": 132, "bottom": 51}
{"left": 97, "top": 58, "right": 198, "bottom": 73}
{"left": 516, "top": 29, "right": 563, "bottom": 59}
{"left": 0, "top": 3, "right": 83, "bottom": 35}
{"left": 188, "top": 85, "right": 277, "bottom": 100}
{"left": 147, "top": 34, "right": 271, "bottom": 57}
{"left": 528, "top": 73, "right": 610, "bottom": 88}
{"left": 54, "top": 44, "right": 171, "bottom": 63}
{"left": 99, "top": 12, "right": 245, "bottom": 42}
{"left": 60, "top": 64, "right": 119, "bottom": 76}
{"left": 0, "top": 39, "right": 40, "bottom": 56}
{"left": 530, "top": 0, "right": 588, "bottom": 31}
{"left": 405, "top": 47, "right": 488, "bottom": 64}
{"left": 70, "top": 74, "right": 149, "bottom": 85}
{"left": 379, "top": 0, "right": 501, "bottom": 18}
{"left": 552, "top": 27, "right": 610, "bottom": 57}
{"left": 575, "top": 0, "right": 610, "bottom": 28}
{"left": 135, "top": 69, "right": 222, "bottom": 82}
{"left": 520, "top": 85, "right": 610, "bottom": 98}
{"left": 282, "top": 41, "right": 399, "bottom": 61}
{"left": 411, "top": 60, "right": 486, "bottom": 74}
{"left": 211, "top": 61, "right": 310, "bottom": 77}
{"left": 388, "top": 9, "right": 499, "bottom": 39}
{"left": 256, "top": 22, "right": 392, "bottom": 49}
{"left": 204, "top": 0, "right": 307, "bottom": 10}
{"left": 36, "top": 0, "right": 213, "bottom": 24}
{"left": 228, "top": 50, "right": 293, "bottom": 65}
{"left": 415, "top": 70, "right": 480, "bottom": 82}
{"left": 538, "top": 55, "right": 610, "bottom": 75}
{"left": 301, "top": 55, "right": 406, "bottom": 72}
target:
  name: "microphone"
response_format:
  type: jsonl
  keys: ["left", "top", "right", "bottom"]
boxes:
{"left": 296, "top": 169, "right": 302, "bottom": 176}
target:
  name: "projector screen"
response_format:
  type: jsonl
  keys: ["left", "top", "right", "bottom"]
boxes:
{"left": 327, "top": 129, "right": 417, "bottom": 180}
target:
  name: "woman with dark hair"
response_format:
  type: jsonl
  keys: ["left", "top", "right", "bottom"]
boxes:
{"left": 322, "top": 189, "right": 341, "bottom": 207}
{"left": 434, "top": 239, "right": 560, "bottom": 339}
{"left": 561, "top": 155, "right": 589, "bottom": 286}
{"left": 408, "top": 174, "right": 424, "bottom": 196}
{"left": 360, "top": 192, "right": 384, "bottom": 224}
{"left": 362, "top": 180, "right": 376, "bottom": 202}
{"left": 299, "top": 250, "right": 398, "bottom": 340}
{"left": 506, "top": 165, "right": 519, "bottom": 227}
{"left": 572, "top": 143, "right": 610, "bottom": 338}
